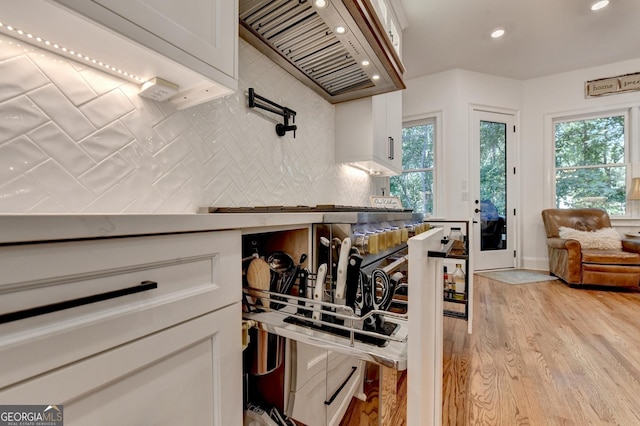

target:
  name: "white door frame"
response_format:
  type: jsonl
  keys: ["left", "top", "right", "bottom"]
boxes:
{"left": 469, "top": 105, "right": 520, "bottom": 271}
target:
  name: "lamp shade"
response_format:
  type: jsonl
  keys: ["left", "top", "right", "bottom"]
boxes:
{"left": 628, "top": 178, "right": 640, "bottom": 200}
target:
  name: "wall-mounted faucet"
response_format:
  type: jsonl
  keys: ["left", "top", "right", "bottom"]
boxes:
{"left": 248, "top": 88, "right": 297, "bottom": 138}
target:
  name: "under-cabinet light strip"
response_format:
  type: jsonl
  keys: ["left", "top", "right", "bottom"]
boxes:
{"left": 0, "top": 20, "right": 146, "bottom": 83}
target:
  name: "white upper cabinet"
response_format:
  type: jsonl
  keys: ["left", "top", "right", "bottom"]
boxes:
{"left": 335, "top": 90, "right": 403, "bottom": 176}
{"left": 370, "top": 0, "right": 403, "bottom": 58}
{"left": 335, "top": 0, "right": 405, "bottom": 176}
{"left": 63, "top": 0, "right": 237, "bottom": 80}
{"left": 49, "top": 0, "right": 238, "bottom": 108}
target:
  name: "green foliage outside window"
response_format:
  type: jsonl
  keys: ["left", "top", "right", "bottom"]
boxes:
{"left": 555, "top": 115, "right": 626, "bottom": 215}
{"left": 480, "top": 121, "right": 507, "bottom": 216}
{"left": 390, "top": 122, "right": 434, "bottom": 214}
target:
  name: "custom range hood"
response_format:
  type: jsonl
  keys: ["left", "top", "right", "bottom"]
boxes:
{"left": 0, "top": 1, "right": 237, "bottom": 110}
{"left": 240, "top": 0, "right": 405, "bottom": 103}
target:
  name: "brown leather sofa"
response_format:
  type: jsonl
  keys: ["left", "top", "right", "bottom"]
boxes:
{"left": 541, "top": 208, "right": 640, "bottom": 287}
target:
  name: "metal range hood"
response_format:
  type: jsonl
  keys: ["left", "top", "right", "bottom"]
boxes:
{"left": 239, "top": 0, "right": 405, "bottom": 104}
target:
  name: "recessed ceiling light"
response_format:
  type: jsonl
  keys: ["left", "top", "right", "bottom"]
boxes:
{"left": 372, "top": 74, "right": 380, "bottom": 80}
{"left": 361, "top": 59, "right": 370, "bottom": 66}
{"left": 491, "top": 28, "right": 505, "bottom": 38}
{"left": 314, "top": 0, "right": 328, "bottom": 9}
{"left": 334, "top": 25, "right": 347, "bottom": 35}
{"left": 591, "top": 0, "right": 609, "bottom": 11}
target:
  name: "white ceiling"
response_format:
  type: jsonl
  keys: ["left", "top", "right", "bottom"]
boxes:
{"left": 399, "top": 0, "right": 640, "bottom": 81}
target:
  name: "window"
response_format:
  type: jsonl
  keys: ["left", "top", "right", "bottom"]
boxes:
{"left": 554, "top": 111, "right": 628, "bottom": 215}
{"left": 390, "top": 118, "right": 435, "bottom": 215}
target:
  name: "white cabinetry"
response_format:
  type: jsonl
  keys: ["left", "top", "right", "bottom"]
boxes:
{"left": 288, "top": 342, "right": 364, "bottom": 426}
{"left": 53, "top": 0, "right": 238, "bottom": 108}
{"left": 335, "top": 90, "right": 403, "bottom": 176}
{"left": 0, "top": 230, "right": 242, "bottom": 425}
{"left": 370, "top": 0, "right": 403, "bottom": 57}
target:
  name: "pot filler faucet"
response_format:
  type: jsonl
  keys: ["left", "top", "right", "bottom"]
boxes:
{"left": 248, "top": 87, "right": 297, "bottom": 138}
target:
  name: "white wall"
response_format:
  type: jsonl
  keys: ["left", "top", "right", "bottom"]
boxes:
{"left": 403, "top": 60, "right": 640, "bottom": 271}
{"left": 403, "top": 69, "right": 523, "bottom": 218}
{"left": 0, "top": 34, "right": 373, "bottom": 213}
{"left": 522, "top": 58, "right": 640, "bottom": 270}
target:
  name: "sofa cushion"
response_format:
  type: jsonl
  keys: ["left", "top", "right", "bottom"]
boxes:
{"left": 558, "top": 226, "right": 622, "bottom": 250}
{"left": 582, "top": 249, "right": 640, "bottom": 265}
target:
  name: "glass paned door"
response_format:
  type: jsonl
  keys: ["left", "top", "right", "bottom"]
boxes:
{"left": 472, "top": 110, "right": 516, "bottom": 270}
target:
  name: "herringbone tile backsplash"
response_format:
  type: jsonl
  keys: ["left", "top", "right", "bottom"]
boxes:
{"left": 0, "top": 35, "right": 373, "bottom": 213}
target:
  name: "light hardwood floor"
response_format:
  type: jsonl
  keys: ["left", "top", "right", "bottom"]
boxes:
{"left": 343, "top": 273, "right": 640, "bottom": 425}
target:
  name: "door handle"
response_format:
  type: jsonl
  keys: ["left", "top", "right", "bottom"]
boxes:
{"left": 388, "top": 137, "right": 394, "bottom": 160}
{"left": 0, "top": 281, "right": 158, "bottom": 324}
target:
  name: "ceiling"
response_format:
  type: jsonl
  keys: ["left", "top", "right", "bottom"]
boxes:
{"left": 399, "top": 0, "right": 640, "bottom": 81}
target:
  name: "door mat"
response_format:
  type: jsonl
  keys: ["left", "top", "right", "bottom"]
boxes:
{"left": 476, "top": 270, "right": 558, "bottom": 285}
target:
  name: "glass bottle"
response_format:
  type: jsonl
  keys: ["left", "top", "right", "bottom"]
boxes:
{"left": 452, "top": 263, "right": 466, "bottom": 299}
{"left": 443, "top": 266, "right": 449, "bottom": 297}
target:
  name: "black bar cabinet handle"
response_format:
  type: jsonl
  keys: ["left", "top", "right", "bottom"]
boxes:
{"left": 324, "top": 366, "right": 357, "bottom": 406}
{"left": 0, "top": 280, "right": 158, "bottom": 325}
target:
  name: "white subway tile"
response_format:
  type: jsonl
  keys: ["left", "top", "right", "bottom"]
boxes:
{"left": 25, "top": 159, "right": 95, "bottom": 211}
{"left": 79, "top": 121, "right": 133, "bottom": 162}
{"left": 28, "top": 51, "right": 97, "bottom": 106}
{"left": 119, "top": 141, "right": 164, "bottom": 181}
{"left": 153, "top": 163, "right": 191, "bottom": 197}
{"left": 78, "top": 153, "right": 133, "bottom": 195}
{"left": 79, "top": 67, "right": 125, "bottom": 96}
{"left": 182, "top": 153, "right": 216, "bottom": 188}
{"left": 0, "top": 136, "right": 48, "bottom": 183}
{"left": 80, "top": 89, "right": 134, "bottom": 129}
{"left": 0, "top": 176, "right": 49, "bottom": 212}
{"left": 27, "top": 196, "right": 70, "bottom": 213}
{"left": 0, "top": 95, "right": 48, "bottom": 144}
{"left": 122, "top": 172, "right": 165, "bottom": 212}
{"left": 121, "top": 200, "right": 150, "bottom": 213}
{"left": 120, "top": 110, "right": 166, "bottom": 154}
{"left": 153, "top": 137, "right": 191, "bottom": 172}
{"left": 0, "top": 56, "right": 49, "bottom": 103}
{"left": 154, "top": 111, "right": 191, "bottom": 143}
{"left": 154, "top": 188, "right": 192, "bottom": 213}
{"left": 27, "top": 122, "right": 96, "bottom": 176}
{"left": 182, "top": 128, "right": 214, "bottom": 164}
{"left": 0, "top": 34, "right": 36, "bottom": 61}
{"left": 82, "top": 183, "right": 136, "bottom": 213}
{"left": 0, "top": 38, "right": 369, "bottom": 213}
{"left": 28, "top": 84, "right": 95, "bottom": 140}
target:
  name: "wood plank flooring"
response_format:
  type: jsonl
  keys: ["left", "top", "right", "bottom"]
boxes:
{"left": 342, "top": 272, "right": 640, "bottom": 425}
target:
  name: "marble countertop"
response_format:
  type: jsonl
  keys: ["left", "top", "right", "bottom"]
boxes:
{"left": 0, "top": 213, "right": 324, "bottom": 244}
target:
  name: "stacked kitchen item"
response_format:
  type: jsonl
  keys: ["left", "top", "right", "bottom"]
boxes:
{"left": 239, "top": 207, "right": 426, "bottom": 355}
{"left": 281, "top": 213, "right": 426, "bottom": 345}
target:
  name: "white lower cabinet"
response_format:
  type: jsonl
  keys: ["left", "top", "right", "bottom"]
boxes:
{"left": 289, "top": 369, "right": 328, "bottom": 426}
{"left": 326, "top": 352, "right": 365, "bottom": 425}
{"left": 0, "top": 229, "right": 242, "bottom": 425}
{"left": 1, "top": 304, "right": 242, "bottom": 425}
{"left": 287, "top": 342, "right": 364, "bottom": 426}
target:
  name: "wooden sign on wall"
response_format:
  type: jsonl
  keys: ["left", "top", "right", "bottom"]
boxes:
{"left": 586, "top": 72, "right": 640, "bottom": 97}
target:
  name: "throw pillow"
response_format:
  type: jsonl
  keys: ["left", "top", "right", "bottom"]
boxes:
{"left": 558, "top": 226, "right": 622, "bottom": 250}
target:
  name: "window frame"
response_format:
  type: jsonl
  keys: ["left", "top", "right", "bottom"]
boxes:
{"left": 551, "top": 108, "right": 631, "bottom": 217}
{"left": 393, "top": 113, "right": 442, "bottom": 217}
